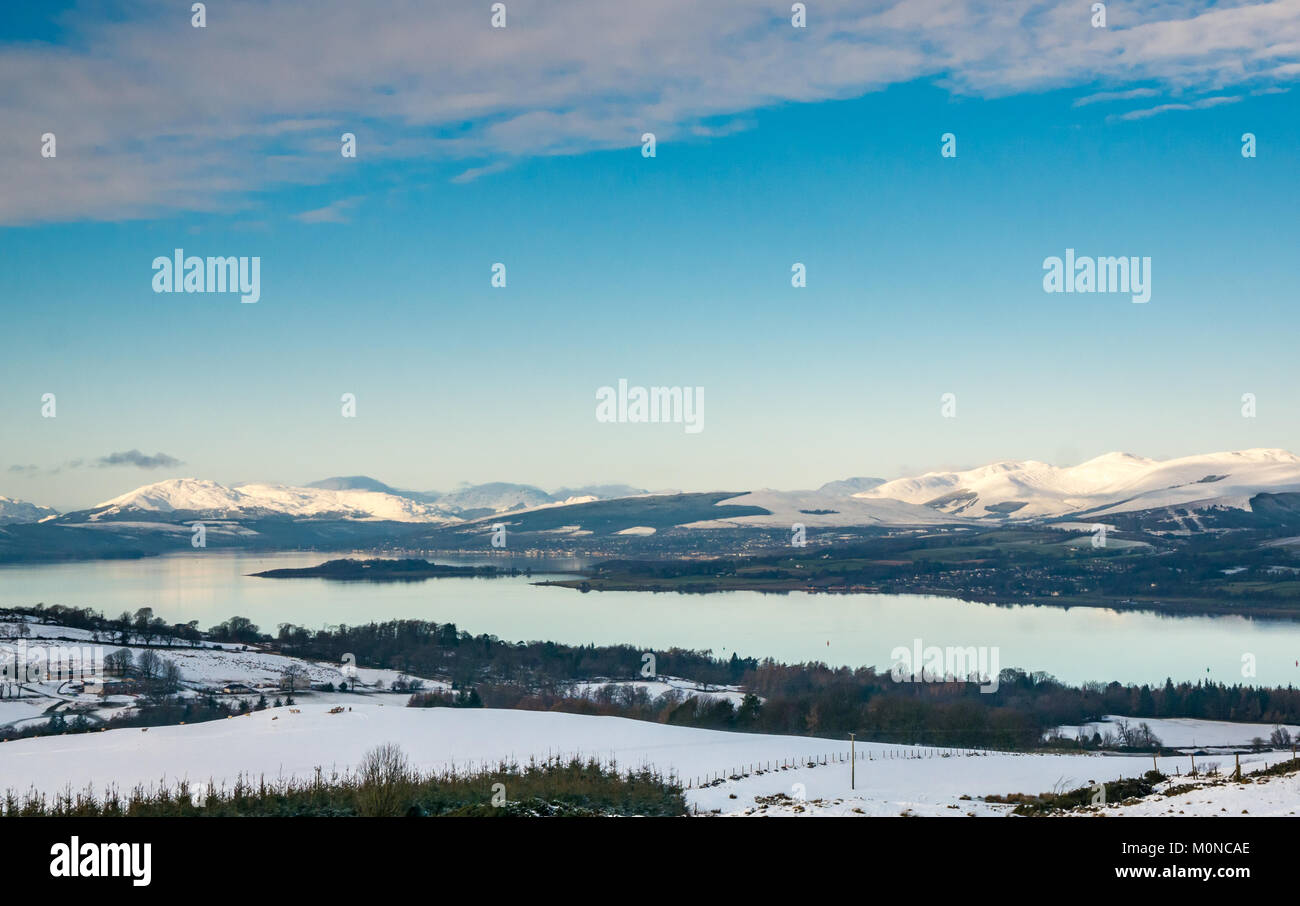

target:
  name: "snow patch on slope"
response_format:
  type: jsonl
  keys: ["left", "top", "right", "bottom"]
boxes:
{"left": 687, "top": 489, "right": 968, "bottom": 528}
{"left": 88, "top": 479, "right": 459, "bottom": 523}
{"left": 858, "top": 449, "right": 1300, "bottom": 520}
{"left": 0, "top": 496, "right": 60, "bottom": 525}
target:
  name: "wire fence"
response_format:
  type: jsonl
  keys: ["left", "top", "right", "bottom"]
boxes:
{"left": 685, "top": 744, "right": 994, "bottom": 789}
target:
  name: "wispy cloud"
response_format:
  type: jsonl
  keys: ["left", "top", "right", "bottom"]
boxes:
{"left": 450, "top": 161, "right": 514, "bottom": 184}
{"left": 13, "top": 451, "right": 185, "bottom": 475}
{"left": 293, "top": 196, "right": 364, "bottom": 224}
{"left": 1073, "top": 87, "right": 1161, "bottom": 106}
{"left": 95, "top": 450, "right": 184, "bottom": 469}
{"left": 2, "top": 0, "right": 1297, "bottom": 224}
{"left": 1114, "top": 95, "right": 1245, "bottom": 120}
{"left": 11, "top": 459, "right": 84, "bottom": 476}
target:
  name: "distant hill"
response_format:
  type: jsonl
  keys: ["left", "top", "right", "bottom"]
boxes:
{"left": 818, "top": 477, "right": 886, "bottom": 496}
{"left": 0, "top": 496, "right": 59, "bottom": 525}
{"left": 10, "top": 449, "right": 1300, "bottom": 563}
{"left": 858, "top": 448, "right": 1300, "bottom": 522}
{"left": 306, "top": 476, "right": 443, "bottom": 503}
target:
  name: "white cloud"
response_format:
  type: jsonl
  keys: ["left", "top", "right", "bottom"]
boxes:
{"left": 1114, "top": 94, "right": 1245, "bottom": 119}
{"left": 1073, "top": 87, "right": 1162, "bottom": 106}
{"left": 293, "top": 196, "right": 363, "bottom": 224}
{"left": 2, "top": 0, "right": 1297, "bottom": 224}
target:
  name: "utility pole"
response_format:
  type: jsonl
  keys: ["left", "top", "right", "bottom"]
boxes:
{"left": 850, "top": 733, "right": 856, "bottom": 790}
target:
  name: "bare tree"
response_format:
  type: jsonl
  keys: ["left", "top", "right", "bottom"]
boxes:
{"left": 281, "top": 663, "right": 309, "bottom": 695}
{"left": 355, "top": 743, "right": 413, "bottom": 817}
{"left": 160, "top": 659, "right": 183, "bottom": 693}
{"left": 104, "top": 648, "right": 133, "bottom": 677}
{"left": 136, "top": 649, "right": 162, "bottom": 681}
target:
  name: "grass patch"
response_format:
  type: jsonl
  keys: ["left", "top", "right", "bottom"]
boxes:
{"left": 999, "top": 771, "right": 1166, "bottom": 815}
{"left": 1, "top": 746, "right": 686, "bottom": 817}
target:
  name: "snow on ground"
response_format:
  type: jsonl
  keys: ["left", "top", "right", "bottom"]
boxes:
{"left": 5, "top": 703, "right": 1289, "bottom": 817}
{"left": 566, "top": 677, "right": 749, "bottom": 706}
{"left": 0, "top": 700, "right": 49, "bottom": 726}
{"left": 90, "top": 478, "right": 460, "bottom": 523}
{"left": 686, "top": 489, "right": 960, "bottom": 529}
{"left": 1, "top": 619, "right": 442, "bottom": 691}
{"left": 702, "top": 748, "right": 1300, "bottom": 817}
{"left": 695, "top": 749, "right": 1177, "bottom": 817}
{"left": 0, "top": 704, "right": 857, "bottom": 799}
{"left": 1054, "top": 716, "right": 1300, "bottom": 749}
{"left": 1096, "top": 767, "right": 1300, "bottom": 816}
{"left": 96, "top": 643, "right": 429, "bottom": 690}
{"left": 855, "top": 448, "right": 1300, "bottom": 520}
{"left": 1, "top": 620, "right": 447, "bottom": 732}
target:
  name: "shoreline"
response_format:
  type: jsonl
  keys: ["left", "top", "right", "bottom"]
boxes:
{"left": 534, "top": 578, "right": 1300, "bottom": 621}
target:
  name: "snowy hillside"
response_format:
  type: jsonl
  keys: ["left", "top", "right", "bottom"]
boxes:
{"left": 1095, "top": 768, "right": 1300, "bottom": 816}
{"left": 66, "top": 477, "right": 651, "bottom": 525}
{"left": 4, "top": 703, "right": 1292, "bottom": 816}
{"left": 0, "top": 496, "right": 58, "bottom": 525}
{"left": 0, "top": 704, "right": 1170, "bottom": 808}
{"left": 84, "top": 479, "right": 461, "bottom": 523}
{"left": 20, "top": 448, "right": 1300, "bottom": 534}
{"left": 688, "top": 489, "right": 967, "bottom": 528}
{"left": 856, "top": 448, "right": 1300, "bottom": 520}
{"left": 1056, "top": 716, "right": 1300, "bottom": 750}
{"left": 436, "top": 482, "right": 646, "bottom": 513}
{"left": 817, "top": 477, "right": 887, "bottom": 497}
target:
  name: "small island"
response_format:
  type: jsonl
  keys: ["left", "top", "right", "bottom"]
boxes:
{"left": 250, "top": 557, "right": 515, "bottom": 582}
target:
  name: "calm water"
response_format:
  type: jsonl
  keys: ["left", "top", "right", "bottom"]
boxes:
{"left": 3, "top": 551, "right": 1300, "bottom": 687}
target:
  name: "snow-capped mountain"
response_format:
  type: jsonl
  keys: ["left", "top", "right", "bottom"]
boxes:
{"left": 553, "top": 484, "right": 647, "bottom": 500}
{"left": 67, "top": 477, "right": 651, "bottom": 525}
{"left": 305, "top": 478, "right": 648, "bottom": 515}
{"left": 817, "top": 477, "right": 887, "bottom": 497}
{"left": 31, "top": 449, "right": 1300, "bottom": 535}
{"left": 0, "top": 496, "right": 59, "bottom": 525}
{"left": 435, "top": 482, "right": 556, "bottom": 513}
{"left": 854, "top": 449, "right": 1300, "bottom": 520}
{"left": 83, "top": 479, "right": 460, "bottom": 524}
{"left": 687, "top": 489, "right": 966, "bottom": 529}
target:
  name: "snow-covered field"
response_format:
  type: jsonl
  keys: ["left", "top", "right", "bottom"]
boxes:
{"left": 0, "top": 619, "right": 446, "bottom": 732}
{"left": 7, "top": 617, "right": 1300, "bottom": 816}
{"left": 1095, "top": 771, "right": 1300, "bottom": 816}
{"left": 566, "top": 677, "right": 749, "bottom": 706}
{"left": 1, "top": 618, "right": 438, "bottom": 689}
{"left": 4, "top": 703, "right": 1292, "bottom": 815}
{"left": 1055, "top": 716, "right": 1300, "bottom": 750}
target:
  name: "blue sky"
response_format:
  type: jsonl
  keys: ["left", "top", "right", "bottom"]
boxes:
{"left": 1, "top": 1, "right": 1298, "bottom": 510}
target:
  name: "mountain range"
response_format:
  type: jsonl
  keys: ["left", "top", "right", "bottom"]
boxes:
{"left": 855, "top": 448, "right": 1300, "bottom": 523}
{"left": 55, "top": 478, "right": 650, "bottom": 525}
{"left": 5, "top": 449, "right": 1300, "bottom": 560}
{"left": 0, "top": 495, "right": 59, "bottom": 525}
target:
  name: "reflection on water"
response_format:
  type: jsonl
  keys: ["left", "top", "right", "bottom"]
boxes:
{"left": 4, "top": 551, "right": 1300, "bottom": 687}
